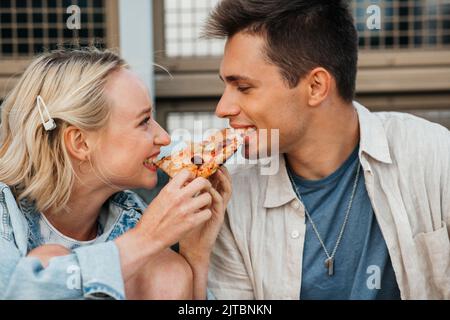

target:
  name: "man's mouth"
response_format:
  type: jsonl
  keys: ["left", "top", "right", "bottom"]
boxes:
{"left": 233, "top": 127, "right": 258, "bottom": 149}
{"left": 241, "top": 127, "right": 258, "bottom": 142}
{"left": 230, "top": 124, "right": 256, "bottom": 130}
{"left": 230, "top": 125, "right": 257, "bottom": 139}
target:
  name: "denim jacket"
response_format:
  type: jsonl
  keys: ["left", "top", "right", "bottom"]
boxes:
{"left": 0, "top": 182, "right": 148, "bottom": 300}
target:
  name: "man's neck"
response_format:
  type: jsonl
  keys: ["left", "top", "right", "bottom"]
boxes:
{"left": 43, "top": 182, "right": 117, "bottom": 241}
{"left": 286, "top": 102, "right": 360, "bottom": 180}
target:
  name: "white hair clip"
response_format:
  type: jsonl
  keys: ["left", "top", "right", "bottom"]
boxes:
{"left": 36, "top": 95, "right": 57, "bottom": 131}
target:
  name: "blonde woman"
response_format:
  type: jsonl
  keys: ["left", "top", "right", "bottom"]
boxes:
{"left": 0, "top": 48, "right": 231, "bottom": 300}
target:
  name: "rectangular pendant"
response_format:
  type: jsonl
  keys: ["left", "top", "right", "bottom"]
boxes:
{"left": 325, "top": 258, "right": 334, "bottom": 276}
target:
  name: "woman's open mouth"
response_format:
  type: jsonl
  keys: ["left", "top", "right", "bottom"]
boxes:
{"left": 143, "top": 158, "right": 158, "bottom": 172}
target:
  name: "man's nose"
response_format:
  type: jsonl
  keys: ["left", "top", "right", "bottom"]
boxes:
{"left": 215, "top": 94, "right": 240, "bottom": 119}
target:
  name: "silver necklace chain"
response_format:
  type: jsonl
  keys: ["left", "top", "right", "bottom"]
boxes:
{"left": 287, "top": 161, "right": 361, "bottom": 276}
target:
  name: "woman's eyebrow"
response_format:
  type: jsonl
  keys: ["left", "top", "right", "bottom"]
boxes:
{"left": 136, "top": 107, "right": 152, "bottom": 118}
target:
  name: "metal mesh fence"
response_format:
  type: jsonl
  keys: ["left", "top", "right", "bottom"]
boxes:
{"left": 163, "top": 0, "right": 450, "bottom": 57}
{"left": 0, "top": 0, "right": 108, "bottom": 57}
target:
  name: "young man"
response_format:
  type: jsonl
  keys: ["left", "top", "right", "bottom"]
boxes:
{"left": 204, "top": 0, "right": 449, "bottom": 299}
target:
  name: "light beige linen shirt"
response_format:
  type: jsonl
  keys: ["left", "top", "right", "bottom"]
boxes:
{"left": 208, "top": 102, "right": 450, "bottom": 300}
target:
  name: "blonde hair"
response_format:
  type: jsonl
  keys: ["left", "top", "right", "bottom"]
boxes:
{"left": 0, "top": 48, "right": 127, "bottom": 214}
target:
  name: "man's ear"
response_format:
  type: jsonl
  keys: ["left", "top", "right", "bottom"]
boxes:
{"left": 306, "top": 67, "right": 332, "bottom": 107}
{"left": 64, "top": 126, "right": 92, "bottom": 161}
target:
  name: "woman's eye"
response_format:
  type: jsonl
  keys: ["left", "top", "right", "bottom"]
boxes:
{"left": 140, "top": 117, "right": 151, "bottom": 126}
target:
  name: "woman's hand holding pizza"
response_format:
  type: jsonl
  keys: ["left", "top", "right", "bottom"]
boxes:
{"left": 115, "top": 169, "right": 214, "bottom": 280}
{"left": 177, "top": 166, "right": 232, "bottom": 299}
{"left": 178, "top": 166, "right": 232, "bottom": 264}
{"left": 136, "top": 169, "right": 215, "bottom": 250}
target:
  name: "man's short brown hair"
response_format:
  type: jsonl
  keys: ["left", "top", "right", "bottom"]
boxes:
{"left": 204, "top": 0, "right": 358, "bottom": 103}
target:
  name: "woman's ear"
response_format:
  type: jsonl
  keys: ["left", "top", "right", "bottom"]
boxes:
{"left": 306, "top": 67, "right": 332, "bottom": 107}
{"left": 64, "top": 126, "right": 92, "bottom": 161}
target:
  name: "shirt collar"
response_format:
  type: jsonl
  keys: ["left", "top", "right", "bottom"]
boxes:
{"left": 263, "top": 101, "right": 392, "bottom": 209}
{"left": 263, "top": 155, "right": 298, "bottom": 208}
{"left": 354, "top": 101, "right": 392, "bottom": 164}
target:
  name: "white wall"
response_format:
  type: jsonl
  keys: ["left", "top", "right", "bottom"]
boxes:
{"left": 118, "top": 0, "right": 154, "bottom": 101}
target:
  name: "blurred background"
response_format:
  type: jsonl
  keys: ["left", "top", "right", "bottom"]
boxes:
{"left": 1, "top": 0, "right": 450, "bottom": 136}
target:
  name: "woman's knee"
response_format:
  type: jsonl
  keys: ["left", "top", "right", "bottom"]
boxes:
{"left": 126, "top": 249, "right": 194, "bottom": 300}
{"left": 158, "top": 251, "right": 194, "bottom": 298}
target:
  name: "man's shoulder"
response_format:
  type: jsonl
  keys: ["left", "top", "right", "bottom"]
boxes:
{"left": 375, "top": 111, "right": 449, "bottom": 154}
{"left": 376, "top": 111, "right": 448, "bottom": 139}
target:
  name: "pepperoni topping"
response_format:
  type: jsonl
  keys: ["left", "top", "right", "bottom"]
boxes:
{"left": 191, "top": 155, "right": 204, "bottom": 165}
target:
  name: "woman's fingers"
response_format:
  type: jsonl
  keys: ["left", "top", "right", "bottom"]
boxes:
{"left": 188, "top": 209, "right": 213, "bottom": 227}
{"left": 209, "top": 183, "right": 221, "bottom": 200}
{"left": 170, "top": 169, "right": 196, "bottom": 188}
{"left": 183, "top": 192, "right": 212, "bottom": 213}
{"left": 183, "top": 177, "right": 212, "bottom": 197}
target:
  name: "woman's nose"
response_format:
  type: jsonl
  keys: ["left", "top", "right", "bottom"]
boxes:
{"left": 153, "top": 120, "right": 171, "bottom": 146}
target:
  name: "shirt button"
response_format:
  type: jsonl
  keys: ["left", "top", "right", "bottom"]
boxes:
{"left": 291, "top": 230, "right": 300, "bottom": 239}
{"left": 291, "top": 200, "right": 300, "bottom": 209}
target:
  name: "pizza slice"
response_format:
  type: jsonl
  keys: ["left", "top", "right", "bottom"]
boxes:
{"left": 154, "top": 128, "right": 249, "bottom": 179}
